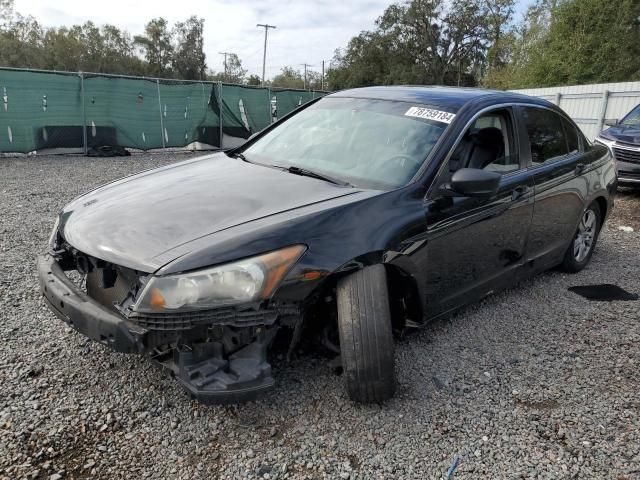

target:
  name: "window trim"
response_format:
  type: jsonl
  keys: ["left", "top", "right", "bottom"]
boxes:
{"left": 515, "top": 104, "right": 587, "bottom": 171}
{"left": 519, "top": 105, "right": 572, "bottom": 167}
{"left": 427, "top": 103, "right": 525, "bottom": 198}
{"left": 427, "top": 101, "right": 584, "bottom": 197}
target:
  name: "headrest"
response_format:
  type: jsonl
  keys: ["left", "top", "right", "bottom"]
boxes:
{"left": 471, "top": 127, "right": 503, "bottom": 147}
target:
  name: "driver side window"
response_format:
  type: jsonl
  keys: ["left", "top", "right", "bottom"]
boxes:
{"left": 447, "top": 108, "right": 520, "bottom": 177}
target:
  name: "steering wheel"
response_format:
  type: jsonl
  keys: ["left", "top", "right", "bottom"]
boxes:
{"left": 373, "top": 154, "right": 422, "bottom": 176}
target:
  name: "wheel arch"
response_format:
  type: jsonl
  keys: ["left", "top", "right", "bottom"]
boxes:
{"left": 301, "top": 251, "right": 424, "bottom": 333}
{"left": 593, "top": 196, "right": 608, "bottom": 226}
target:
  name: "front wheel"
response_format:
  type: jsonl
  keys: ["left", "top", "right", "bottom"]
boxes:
{"left": 559, "top": 202, "right": 602, "bottom": 273}
{"left": 336, "top": 264, "right": 396, "bottom": 403}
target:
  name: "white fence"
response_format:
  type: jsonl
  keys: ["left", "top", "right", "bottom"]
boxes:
{"left": 511, "top": 81, "right": 640, "bottom": 140}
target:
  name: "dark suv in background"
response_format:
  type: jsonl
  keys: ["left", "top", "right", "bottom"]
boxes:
{"left": 595, "top": 103, "right": 640, "bottom": 186}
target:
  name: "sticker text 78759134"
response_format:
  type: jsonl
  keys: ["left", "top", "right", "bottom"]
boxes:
{"left": 404, "top": 107, "right": 456, "bottom": 124}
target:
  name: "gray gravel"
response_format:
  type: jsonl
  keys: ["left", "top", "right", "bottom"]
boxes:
{"left": 1, "top": 153, "right": 639, "bottom": 480}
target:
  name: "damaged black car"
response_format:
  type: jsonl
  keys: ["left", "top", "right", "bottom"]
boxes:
{"left": 38, "top": 86, "right": 616, "bottom": 404}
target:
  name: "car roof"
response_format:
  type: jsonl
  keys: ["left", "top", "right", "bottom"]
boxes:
{"left": 328, "top": 85, "right": 551, "bottom": 110}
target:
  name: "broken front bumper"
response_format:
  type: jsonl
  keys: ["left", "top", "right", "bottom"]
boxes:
{"left": 37, "top": 254, "right": 146, "bottom": 353}
{"left": 37, "top": 254, "right": 276, "bottom": 404}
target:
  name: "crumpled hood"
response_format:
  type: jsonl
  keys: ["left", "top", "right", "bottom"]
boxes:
{"left": 601, "top": 124, "right": 640, "bottom": 145}
{"left": 59, "top": 153, "right": 361, "bottom": 272}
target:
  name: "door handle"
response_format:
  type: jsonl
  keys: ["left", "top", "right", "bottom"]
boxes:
{"left": 575, "top": 163, "right": 586, "bottom": 175}
{"left": 511, "top": 185, "right": 529, "bottom": 201}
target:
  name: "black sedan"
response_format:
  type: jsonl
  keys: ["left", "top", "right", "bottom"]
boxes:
{"left": 595, "top": 103, "right": 640, "bottom": 186}
{"left": 38, "top": 86, "right": 617, "bottom": 404}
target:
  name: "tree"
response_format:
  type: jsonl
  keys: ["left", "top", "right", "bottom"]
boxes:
{"left": 134, "top": 18, "right": 174, "bottom": 77}
{"left": 208, "top": 53, "right": 246, "bottom": 83}
{"left": 172, "top": 16, "right": 206, "bottom": 80}
{"left": 39, "top": 22, "right": 144, "bottom": 74}
{"left": 271, "top": 66, "right": 304, "bottom": 89}
{"left": 305, "top": 71, "right": 323, "bottom": 90}
{"left": 246, "top": 74, "right": 261, "bottom": 86}
{"left": 480, "top": 0, "right": 516, "bottom": 86}
{"left": 0, "top": 13, "right": 45, "bottom": 68}
{"left": 328, "top": 0, "right": 504, "bottom": 89}
{"left": 487, "top": 0, "right": 640, "bottom": 88}
{"left": 100, "top": 24, "right": 145, "bottom": 75}
{"left": 0, "top": 0, "right": 13, "bottom": 27}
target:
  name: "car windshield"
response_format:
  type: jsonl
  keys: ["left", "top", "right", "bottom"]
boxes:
{"left": 242, "top": 97, "right": 453, "bottom": 189}
{"left": 621, "top": 104, "right": 640, "bottom": 126}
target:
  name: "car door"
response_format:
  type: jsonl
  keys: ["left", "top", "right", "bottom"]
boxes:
{"left": 417, "top": 106, "right": 535, "bottom": 319}
{"left": 516, "top": 105, "right": 591, "bottom": 269}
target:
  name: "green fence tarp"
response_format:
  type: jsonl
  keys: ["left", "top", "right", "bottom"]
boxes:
{"left": 219, "top": 84, "right": 271, "bottom": 139}
{"left": 273, "top": 89, "right": 317, "bottom": 118}
{"left": 0, "top": 70, "right": 82, "bottom": 153}
{"left": 158, "top": 80, "right": 219, "bottom": 148}
{"left": 84, "top": 75, "right": 164, "bottom": 150}
{"left": 0, "top": 68, "right": 327, "bottom": 153}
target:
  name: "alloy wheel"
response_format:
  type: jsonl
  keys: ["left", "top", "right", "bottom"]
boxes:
{"left": 573, "top": 209, "right": 597, "bottom": 262}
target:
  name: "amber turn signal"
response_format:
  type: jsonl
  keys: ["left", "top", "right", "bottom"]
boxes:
{"left": 260, "top": 245, "right": 307, "bottom": 298}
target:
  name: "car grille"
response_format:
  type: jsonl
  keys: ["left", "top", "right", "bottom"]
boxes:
{"left": 618, "top": 170, "right": 640, "bottom": 181}
{"left": 129, "top": 306, "right": 292, "bottom": 331}
{"left": 613, "top": 146, "right": 640, "bottom": 164}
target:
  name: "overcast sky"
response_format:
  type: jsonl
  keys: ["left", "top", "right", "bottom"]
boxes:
{"left": 14, "top": 0, "right": 530, "bottom": 79}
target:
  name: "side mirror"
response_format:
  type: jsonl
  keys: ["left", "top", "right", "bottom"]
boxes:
{"left": 443, "top": 168, "right": 501, "bottom": 197}
{"left": 604, "top": 119, "right": 618, "bottom": 127}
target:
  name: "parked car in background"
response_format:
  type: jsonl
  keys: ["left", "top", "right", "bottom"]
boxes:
{"left": 38, "top": 87, "right": 617, "bottom": 405}
{"left": 595, "top": 103, "right": 640, "bottom": 186}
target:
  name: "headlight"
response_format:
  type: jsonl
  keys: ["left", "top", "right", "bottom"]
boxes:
{"left": 133, "top": 245, "right": 306, "bottom": 313}
{"left": 594, "top": 135, "right": 615, "bottom": 151}
{"left": 48, "top": 216, "right": 60, "bottom": 249}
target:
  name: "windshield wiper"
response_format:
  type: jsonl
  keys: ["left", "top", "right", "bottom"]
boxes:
{"left": 285, "top": 166, "right": 353, "bottom": 187}
{"left": 227, "top": 151, "right": 252, "bottom": 163}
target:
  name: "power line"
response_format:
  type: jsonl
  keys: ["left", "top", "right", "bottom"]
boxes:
{"left": 256, "top": 24, "right": 277, "bottom": 86}
{"left": 300, "top": 63, "right": 314, "bottom": 90}
{"left": 218, "top": 52, "right": 234, "bottom": 81}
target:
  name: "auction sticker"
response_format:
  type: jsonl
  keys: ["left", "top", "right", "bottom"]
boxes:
{"left": 404, "top": 106, "right": 456, "bottom": 124}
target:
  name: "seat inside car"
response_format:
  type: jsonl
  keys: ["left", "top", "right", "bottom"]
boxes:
{"left": 449, "top": 126, "right": 505, "bottom": 173}
{"left": 466, "top": 127, "right": 505, "bottom": 169}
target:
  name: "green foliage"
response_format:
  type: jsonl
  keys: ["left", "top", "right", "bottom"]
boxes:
{"left": 271, "top": 66, "right": 304, "bottom": 89}
{"left": 208, "top": 53, "right": 247, "bottom": 83}
{"left": 270, "top": 66, "right": 323, "bottom": 90}
{"left": 0, "top": 0, "right": 13, "bottom": 25}
{"left": 133, "top": 18, "right": 174, "bottom": 77}
{"left": 0, "top": 6, "right": 207, "bottom": 81}
{"left": 271, "top": 66, "right": 301, "bottom": 88}
{"left": 485, "top": 0, "right": 640, "bottom": 88}
{"left": 332, "top": 0, "right": 639, "bottom": 90}
{"left": 172, "top": 16, "right": 206, "bottom": 80}
{"left": 246, "top": 74, "right": 262, "bottom": 86}
{"left": 329, "top": 0, "right": 514, "bottom": 89}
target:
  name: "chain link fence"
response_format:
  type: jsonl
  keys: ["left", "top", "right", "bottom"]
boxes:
{"left": 0, "top": 67, "right": 327, "bottom": 154}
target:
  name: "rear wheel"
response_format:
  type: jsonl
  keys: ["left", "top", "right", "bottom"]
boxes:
{"left": 336, "top": 265, "right": 396, "bottom": 403}
{"left": 559, "top": 202, "right": 602, "bottom": 273}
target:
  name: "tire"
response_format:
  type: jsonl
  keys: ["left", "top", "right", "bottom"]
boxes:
{"left": 336, "top": 264, "right": 396, "bottom": 403}
{"left": 558, "top": 202, "right": 602, "bottom": 273}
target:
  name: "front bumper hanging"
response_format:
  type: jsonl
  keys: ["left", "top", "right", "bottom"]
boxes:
{"left": 37, "top": 253, "right": 278, "bottom": 404}
{"left": 37, "top": 254, "right": 146, "bottom": 353}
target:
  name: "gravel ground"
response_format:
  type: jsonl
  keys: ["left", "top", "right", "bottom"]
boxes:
{"left": 1, "top": 153, "right": 639, "bottom": 480}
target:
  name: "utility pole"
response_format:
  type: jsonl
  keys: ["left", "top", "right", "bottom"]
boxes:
{"left": 301, "top": 63, "right": 313, "bottom": 90}
{"left": 218, "top": 52, "right": 232, "bottom": 82}
{"left": 257, "top": 24, "right": 276, "bottom": 86}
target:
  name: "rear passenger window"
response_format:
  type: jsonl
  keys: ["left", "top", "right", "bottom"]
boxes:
{"left": 521, "top": 107, "right": 569, "bottom": 165}
{"left": 562, "top": 118, "right": 580, "bottom": 154}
